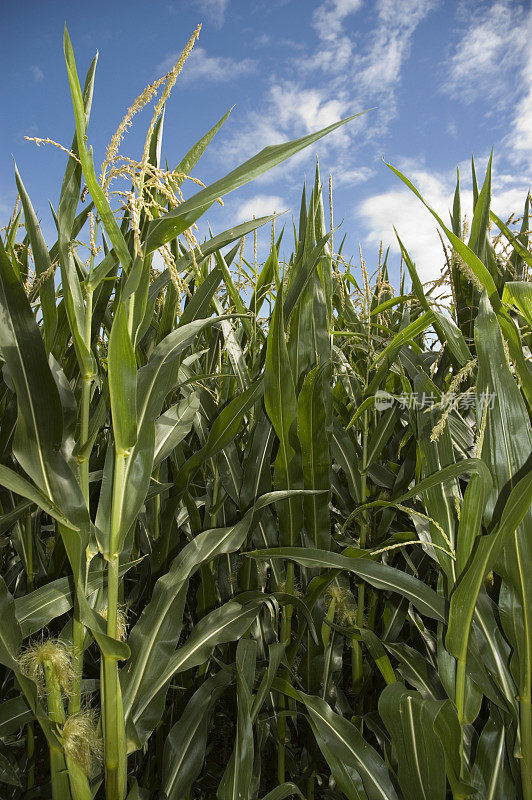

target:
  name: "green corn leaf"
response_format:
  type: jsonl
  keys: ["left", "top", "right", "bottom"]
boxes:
{"left": 0, "top": 239, "right": 87, "bottom": 530}
{"left": 145, "top": 111, "right": 368, "bottom": 253}
{"left": 0, "top": 697, "right": 32, "bottom": 739}
{"left": 0, "top": 577, "right": 22, "bottom": 671}
{"left": 468, "top": 151, "right": 492, "bottom": 263}
{"left": 63, "top": 26, "right": 131, "bottom": 270}
{"left": 249, "top": 547, "right": 446, "bottom": 621}
{"left": 0, "top": 752, "right": 21, "bottom": 787}
{"left": 217, "top": 639, "right": 256, "bottom": 800}
{"left": 153, "top": 394, "right": 200, "bottom": 466}
{"left": 265, "top": 277, "right": 301, "bottom": 547}
{"left": 297, "top": 362, "right": 331, "bottom": 549}
{"left": 0, "top": 466, "right": 76, "bottom": 530}
{"left": 148, "top": 215, "right": 275, "bottom": 301}
{"left": 491, "top": 211, "right": 532, "bottom": 272}
{"left": 446, "top": 469, "right": 532, "bottom": 661}
{"left": 370, "top": 311, "right": 435, "bottom": 369}
{"left": 387, "top": 161, "right": 498, "bottom": 303}
{"left": 178, "top": 267, "right": 223, "bottom": 326}
{"left": 251, "top": 642, "right": 285, "bottom": 723}
{"left": 471, "top": 708, "right": 517, "bottom": 800}
{"left": 259, "top": 784, "right": 305, "bottom": 800}
{"left": 301, "top": 692, "right": 399, "bottom": 800}
{"left": 433, "top": 701, "right": 475, "bottom": 798}
{"left": 122, "top": 491, "right": 310, "bottom": 748}
{"left": 108, "top": 302, "right": 137, "bottom": 453}
{"left": 162, "top": 671, "right": 232, "bottom": 800}
{"left": 179, "top": 379, "right": 264, "bottom": 481}
{"left": 15, "top": 561, "right": 140, "bottom": 638}
{"left": 14, "top": 165, "right": 57, "bottom": 352}
{"left": 474, "top": 294, "right": 532, "bottom": 696}
{"left": 378, "top": 683, "right": 446, "bottom": 800}
{"left": 129, "top": 599, "right": 263, "bottom": 743}
{"left": 502, "top": 281, "right": 532, "bottom": 328}
{"left": 172, "top": 107, "right": 233, "bottom": 188}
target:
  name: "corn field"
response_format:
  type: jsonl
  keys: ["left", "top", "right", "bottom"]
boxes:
{"left": 0, "top": 26, "right": 532, "bottom": 800}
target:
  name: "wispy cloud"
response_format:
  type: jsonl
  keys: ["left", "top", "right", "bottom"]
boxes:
{"left": 333, "top": 165, "right": 374, "bottom": 187}
{"left": 234, "top": 194, "right": 286, "bottom": 222}
{"left": 357, "top": 155, "right": 530, "bottom": 283}
{"left": 216, "top": 82, "right": 355, "bottom": 184}
{"left": 357, "top": 167, "right": 454, "bottom": 283}
{"left": 30, "top": 65, "right": 44, "bottom": 83}
{"left": 311, "top": 0, "right": 363, "bottom": 73}
{"left": 440, "top": 0, "right": 527, "bottom": 105}
{"left": 354, "top": 0, "right": 438, "bottom": 98}
{"left": 506, "top": 8, "right": 532, "bottom": 161}
{"left": 195, "top": 0, "right": 229, "bottom": 27}
{"left": 157, "top": 47, "right": 257, "bottom": 83}
{"left": 217, "top": 0, "right": 437, "bottom": 176}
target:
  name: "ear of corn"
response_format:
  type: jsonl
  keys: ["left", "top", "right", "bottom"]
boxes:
{"left": 0, "top": 24, "right": 531, "bottom": 800}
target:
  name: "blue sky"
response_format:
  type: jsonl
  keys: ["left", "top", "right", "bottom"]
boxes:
{"left": 1, "top": 0, "right": 531, "bottom": 283}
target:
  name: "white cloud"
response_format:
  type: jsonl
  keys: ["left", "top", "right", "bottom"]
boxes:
{"left": 441, "top": 1, "right": 527, "bottom": 104}
{"left": 356, "top": 0, "right": 438, "bottom": 95}
{"left": 218, "top": 82, "right": 352, "bottom": 175}
{"left": 157, "top": 47, "right": 256, "bottom": 83}
{"left": 506, "top": 10, "right": 532, "bottom": 161}
{"left": 30, "top": 65, "right": 44, "bottom": 83}
{"left": 446, "top": 120, "right": 458, "bottom": 139}
{"left": 211, "top": 0, "right": 437, "bottom": 196}
{"left": 196, "top": 0, "right": 229, "bottom": 26}
{"left": 358, "top": 169, "right": 454, "bottom": 283}
{"left": 333, "top": 165, "right": 374, "bottom": 187}
{"left": 312, "top": 0, "right": 363, "bottom": 72}
{"left": 313, "top": 0, "right": 363, "bottom": 40}
{"left": 269, "top": 84, "right": 348, "bottom": 135}
{"left": 234, "top": 194, "right": 286, "bottom": 222}
{"left": 357, "top": 159, "right": 531, "bottom": 285}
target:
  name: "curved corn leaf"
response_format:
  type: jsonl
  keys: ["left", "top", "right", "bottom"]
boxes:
{"left": 301, "top": 692, "right": 399, "bottom": 800}
{"left": 502, "top": 281, "right": 532, "bottom": 328}
{"left": 447, "top": 469, "right": 532, "bottom": 661}
{"left": 63, "top": 26, "right": 131, "bottom": 270}
{"left": 129, "top": 599, "right": 263, "bottom": 743}
{"left": 162, "top": 671, "right": 232, "bottom": 800}
{"left": 14, "top": 165, "right": 57, "bottom": 352}
{"left": 0, "top": 697, "right": 32, "bottom": 738}
{"left": 108, "top": 302, "right": 137, "bottom": 452}
{"left": 297, "top": 362, "right": 331, "bottom": 549}
{"left": 248, "top": 547, "right": 446, "bottom": 621}
{"left": 471, "top": 707, "right": 517, "bottom": 800}
{"left": 378, "top": 683, "right": 446, "bottom": 800}
{"left": 122, "top": 491, "right": 311, "bottom": 747}
{"left": 153, "top": 393, "right": 200, "bottom": 466}
{"left": 259, "top": 784, "right": 305, "bottom": 800}
{"left": 145, "top": 111, "right": 368, "bottom": 253}
{"left": 265, "top": 278, "right": 301, "bottom": 547}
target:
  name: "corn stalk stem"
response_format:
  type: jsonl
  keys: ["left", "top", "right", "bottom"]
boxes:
{"left": 24, "top": 509, "right": 36, "bottom": 788}
{"left": 26, "top": 722, "right": 35, "bottom": 790}
{"left": 354, "top": 411, "right": 369, "bottom": 694}
{"left": 102, "top": 452, "right": 127, "bottom": 800}
{"left": 70, "top": 289, "right": 94, "bottom": 717}
{"left": 278, "top": 560, "right": 295, "bottom": 783}
{"left": 520, "top": 682, "right": 532, "bottom": 800}
{"left": 44, "top": 659, "right": 70, "bottom": 800}
{"left": 455, "top": 657, "right": 467, "bottom": 777}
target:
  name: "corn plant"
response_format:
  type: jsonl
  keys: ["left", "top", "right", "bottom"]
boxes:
{"left": 1, "top": 23, "right": 532, "bottom": 800}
